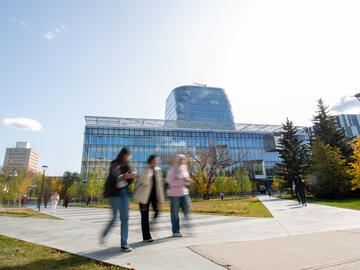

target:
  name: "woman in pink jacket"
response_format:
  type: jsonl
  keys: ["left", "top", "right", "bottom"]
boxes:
{"left": 166, "top": 154, "right": 192, "bottom": 237}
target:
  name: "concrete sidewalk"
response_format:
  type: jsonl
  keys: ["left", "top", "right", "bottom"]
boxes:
{"left": 1, "top": 196, "right": 360, "bottom": 269}
{"left": 191, "top": 196, "right": 360, "bottom": 270}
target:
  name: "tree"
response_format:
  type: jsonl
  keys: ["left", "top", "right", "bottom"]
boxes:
{"left": 186, "top": 145, "right": 237, "bottom": 199}
{"left": 311, "top": 138, "right": 352, "bottom": 199}
{"left": 348, "top": 136, "right": 360, "bottom": 190}
{"left": 312, "top": 99, "right": 353, "bottom": 161}
{"left": 235, "top": 168, "right": 252, "bottom": 195}
{"left": 275, "top": 118, "right": 309, "bottom": 191}
{"left": 272, "top": 177, "right": 279, "bottom": 193}
{"left": 61, "top": 171, "right": 80, "bottom": 199}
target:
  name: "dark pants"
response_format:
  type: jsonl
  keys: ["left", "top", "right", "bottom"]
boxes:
{"left": 295, "top": 191, "right": 301, "bottom": 203}
{"left": 299, "top": 191, "right": 306, "bottom": 205}
{"left": 139, "top": 192, "right": 158, "bottom": 240}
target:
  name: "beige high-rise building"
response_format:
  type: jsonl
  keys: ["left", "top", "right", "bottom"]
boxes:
{"left": 3, "top": 142, "right": 39, "bottom": 173}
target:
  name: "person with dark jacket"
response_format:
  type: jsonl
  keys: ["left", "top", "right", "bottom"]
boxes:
{"left": 101, "top": 147, "right": 136, "bottom": 252}
{"left": 134, "top": 155, "right": 164, "bottom": 242}
{"left": 297, "top": 176, "right": 307, "bottom": 207}
{"left": 294, "top": 177, "right": 301, "bottom": 204}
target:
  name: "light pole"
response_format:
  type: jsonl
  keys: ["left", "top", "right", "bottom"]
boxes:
{"left": 38, "top": 165, "right": 48, "bottom": 211}
{"left": 355, "top": 93, "right": 360, "bottom": 102}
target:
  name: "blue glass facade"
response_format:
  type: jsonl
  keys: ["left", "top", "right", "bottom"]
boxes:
{"left": 80, "top": 117, "right": 309, "bottom": 181}
{"left": 165, "top": 85, "right": 234, "bottom": 124}
{"left": 337, "top": 114, "right": 360, "bottom": 138}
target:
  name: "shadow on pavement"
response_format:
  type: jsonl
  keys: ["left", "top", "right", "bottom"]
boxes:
{"left": 80, "top": 236, "right": 175, "bottom": 260}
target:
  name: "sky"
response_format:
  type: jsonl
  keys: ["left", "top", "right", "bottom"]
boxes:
{"left": 1, "top": 0, "right": 360, "bottom": 176}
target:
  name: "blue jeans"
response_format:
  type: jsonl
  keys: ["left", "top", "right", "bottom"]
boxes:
{"left": 102, "top": 188, "right": 130, "bottom": 247}
{"left": 169, "top": 195, "right": 191, "bottom": 234}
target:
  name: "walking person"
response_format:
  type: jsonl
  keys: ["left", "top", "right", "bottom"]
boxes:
{"left": 297, "top": 176, "right": 307, "bottom": 207}
{"left": 134, "top": 155, "right": 164, "bottom": 242}
{"left": 220, "top": 192, "right": 224, "bottom": 201}
{"left": 166, "top": 154, "right": 192, "bottom": 237}
{"left": 101, "top": 147, "right": 136, "bottom": 252}
{"left": 50, "top": 192, "right": 60, "bottom": 215}
{"left": 294, "top": 177, "right": 301, "bottom": 204}
{"left": 63, "top": 196, "right": 69, "bottom": 208}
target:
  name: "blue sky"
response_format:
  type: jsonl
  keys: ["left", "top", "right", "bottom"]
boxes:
{"left": 1, "top": 0, "right": 360, "bottom": 175}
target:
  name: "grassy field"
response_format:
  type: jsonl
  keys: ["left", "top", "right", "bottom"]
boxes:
{"left": 71, "top": 197, "right": 273, "bottom": 218}
{"left": 0, "top": 235, "right": 126, "bottom": 270}
{"left": 0, "top": 208, "right": 61, "bottom": 220}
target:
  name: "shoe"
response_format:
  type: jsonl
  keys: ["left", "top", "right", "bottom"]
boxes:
{"left": 121, "top": 246, "right": 133, "bottom": 252}
{"left": 99, "top": 236, "right": 105, "bottom": 246}
{"left": 143, "top": 239, "right": 154, "bottom": 243}
{"left": 172, "top": 233, "right": 183, "bottom": 237}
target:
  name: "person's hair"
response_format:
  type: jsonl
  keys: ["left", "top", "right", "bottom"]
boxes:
{"left": 147, "top": 154, "right": 159, "bottom": 165}
{"left": 112, "top": 147, "right": 131, "bottom": 165}
{"left": 297, "top": 175, "right": 302, "bottom": 181}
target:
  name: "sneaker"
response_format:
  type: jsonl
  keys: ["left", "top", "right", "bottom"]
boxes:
{"left": 143, "top": 239, "right": 154, "bottom": 243}
{"left": 172, "top": 233, "right": 183, "bottom": 237}
{"left": 121, "top": 246, "right": 133, "bottom": 252}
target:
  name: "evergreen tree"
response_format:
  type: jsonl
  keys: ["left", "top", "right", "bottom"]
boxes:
{"left": 312, "top": 99, "right": 353, "bottom": 161}
{"left": 311, "top": 138, "right": 352, "bottom": 199}
{"left": 276, "top": 118, "right": 309, "bottom": 191}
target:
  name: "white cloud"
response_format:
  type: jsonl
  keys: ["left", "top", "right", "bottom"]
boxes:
{"left": 54, "top": 27, "right": 61, "bottom": 33}
{"left": 58, "top": 22, "right": 67, "bottom": 31}
{"left": 3, "top": 118, "right": 42, "bottom": 131}
{"left": 44, "top": 32, "right": 55, "bottom": 40}
{"left": 20, "top": 20, "right": 30, "bottom": 29}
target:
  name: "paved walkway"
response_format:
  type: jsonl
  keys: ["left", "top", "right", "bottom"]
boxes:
{"left": 1, "top": 196, "right": 360, "bottom": 269}
{"left": 192, "top": 196, "right": 360, "bottom": 270}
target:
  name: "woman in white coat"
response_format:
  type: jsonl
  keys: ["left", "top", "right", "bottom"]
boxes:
{"left": 134, "top": 155, "right": 164, "bottom": 242}
{"left": 50, "top": 192, "right": 60, "bottom": 215}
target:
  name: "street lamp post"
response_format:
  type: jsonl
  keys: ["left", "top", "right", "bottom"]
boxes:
{"left": 38, "top": 165, "right": 48, "bottom": 211}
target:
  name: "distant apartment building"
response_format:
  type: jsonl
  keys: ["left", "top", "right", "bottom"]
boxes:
{"left": 3, "top": 142, "right": 39, "bottom": 173}
{"left": 337, "top": 114, "right": 360, "bottom": 138}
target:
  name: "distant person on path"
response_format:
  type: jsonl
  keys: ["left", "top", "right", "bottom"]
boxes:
{"left": 50, "top": 192, "right": 60, "bottom": 214}
{"left": 294, "top": 177, "right": 301, "bottom": 204}
{"left": 63, "top": 196, "right": 69, "bottom": 208}
{"left": 268, "top": 189, "right": 272, "bottom": 197}
{"left": 166, "top": 154, "right": 192, "bottom": 237}
{"left": 134, "top": 155, "right": 164, "bottom": 242}
{"left": 220, "top": 192, "right": 224, "bottom": 201}
{"left": 86, "top": 196, "right": 91, "bottom": 206}
{"left": 297, "top": 176, "right": 307, "bottom": 207}
{"left": 101, "top": 147, "right": 136, "bottom": 252}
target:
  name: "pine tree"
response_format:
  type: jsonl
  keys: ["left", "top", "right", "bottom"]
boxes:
{"left": 312, "top": 99, "right": 353, "bottom": 161}
{"left": 276, "top": 118, "right": 309, "bottom": 191}
{"left": 311, "top": 138, "right": 352, "bottom": 199}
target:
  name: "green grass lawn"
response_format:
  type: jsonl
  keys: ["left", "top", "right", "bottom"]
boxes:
{"left": 0, "top": 208, "right": 62, "bottom": 220}
{"left": 0, "top": 235, "right": 127, "bottom": 270}
{"left": 71, "top": 197, "right": 273, "bottom": 218}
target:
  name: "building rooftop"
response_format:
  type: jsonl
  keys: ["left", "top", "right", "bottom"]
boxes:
{"left": 85, "top": 116, "right": 303, "bottom": 133}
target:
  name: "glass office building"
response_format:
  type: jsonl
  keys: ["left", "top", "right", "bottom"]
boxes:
{"left": 337, "top": 114, "right": 360, "bottom": 138}
{"left": 81, "top": 116, "right": 308, "bottom": 181}
{"left": 81, "top": 85, "right": 308, "bottom": 181}
{"left": 165, "top": 85, "right": 234, "bottom": 124}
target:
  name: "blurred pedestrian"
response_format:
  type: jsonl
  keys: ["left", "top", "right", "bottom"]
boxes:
{"left": 166, "top": 154, "right": 192, "bottom": 237}
{"left": 134, "top": 155, "right": 164, "bottom": 242}
{"left": 220, "top": 192, "right": 224, "bottom": 201}
{"left": 294, "top": 177, "right": 301, "bottom": 204}
{"left": 101, "top": 147, "right": 136, "bottom": 252}
{"left": 50, "top": 192, "right": 60, "bottom": 214}
{"left": 63, "top": 196, "right": 69, "bottom": 208}
{"left": 297, "top": 176, "right": 307, "bottom": 207}
{"left": 87, "top": 196, "right": 91, "bottom": 206}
